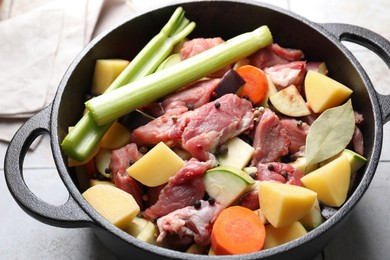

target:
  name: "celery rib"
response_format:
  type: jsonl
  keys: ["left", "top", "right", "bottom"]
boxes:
{"left": 86, "top": 25, "right": 273, "bottom": 126}
{"left": 61, "top": 7, "right": 195, "bottom": 161}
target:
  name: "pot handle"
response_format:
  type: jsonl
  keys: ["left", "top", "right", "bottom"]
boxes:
{"left": 322, "top": 23, "right": 390, "bottom": 124}
{"left": 4, "top": 105, "right": 93, "bottom": 228}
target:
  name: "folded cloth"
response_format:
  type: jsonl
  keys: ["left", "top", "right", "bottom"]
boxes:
{"left": 0, "top": 0, "right": 139, "bottom": 144}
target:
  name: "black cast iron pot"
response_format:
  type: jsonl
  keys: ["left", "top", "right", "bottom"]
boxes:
{"left": 4, "top": 0, "right": 390, "bottom": 259}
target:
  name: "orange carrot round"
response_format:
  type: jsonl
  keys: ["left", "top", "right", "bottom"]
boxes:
{"left": 236, "top": 65, "right": 268, "bottom": 105}
{"left": 211, "top": 206, "right": 266, "bottom": 255}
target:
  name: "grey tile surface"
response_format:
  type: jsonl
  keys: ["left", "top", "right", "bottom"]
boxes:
{"left": 2, "top": 0, "right": 390, "bottom": 259}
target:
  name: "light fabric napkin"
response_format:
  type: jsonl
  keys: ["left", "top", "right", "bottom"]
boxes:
{"left": 0, "top": 0, "right": 140, "bottom": 144}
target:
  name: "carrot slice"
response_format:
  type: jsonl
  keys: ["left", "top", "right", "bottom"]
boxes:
{"left": 236, "top": 65, "right": 268, "bottom": 105}
{"left": 211, "top": 206, "right": 266, "bottom": 255}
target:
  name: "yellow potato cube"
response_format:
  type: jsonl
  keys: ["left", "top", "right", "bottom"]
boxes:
{"left": 301, "top": 154, "right": 351, "bottom": 207}
{"left": 126, "top": 217, "right": 148, "bottom": 237}
{"left": 91, "top": 59, "right": 129, "bottom": 95}
{"left": 264, "top": 221, "right": 307, "bottom": 249}
{"left": 258, "top": 182, "right": 317, "bottom": 228}
{"left": 82, "top": 184, "right": 140, "bottom": 229}
{"left": 304, "top": 70, "right": 352, "bottom": 113}
{"left": 127, "top": 142, "right": 185, "bottom": 187}
{"left": 101, "top": 121, "right": 131, "bottom": 149}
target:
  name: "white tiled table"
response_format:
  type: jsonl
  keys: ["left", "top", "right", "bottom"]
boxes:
{"left": 1, "top": 0, "right": 390, "bottom": 259}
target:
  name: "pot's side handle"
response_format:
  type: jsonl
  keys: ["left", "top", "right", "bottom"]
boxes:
{"left": 4, "top": 105, "right": 93, "bottom": 228}
{"left": 322, "top": 23, "right": 390, "bottom": 124}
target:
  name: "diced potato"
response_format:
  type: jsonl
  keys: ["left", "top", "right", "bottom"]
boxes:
{"left": 101, "top": 122, "right": 131, "bottom": 149}
{"left": 269, "top": 85, "right": 311, "bottom": 117}
{"left": 299, "top": 199, "right": 323, "bottom": 230}
{"left": 91, "top": 59, "right": 129, "bottom": 95}
{"left": 126, "top": 216, "right": 148, "bottom": 237}
{"left": 82, "top": 184, "right": 140, "bottom": 229}
{"left": 127, "top": 142, "right": 185, "bottom": 187}
{"left": 94, "top": 148, "right": 112, "bottom": 178}
{"left": 136, "top": 220, "right": 158, "bottom": 245}
{"left": 258, "top": 182, "right": 317, "bottom": 228}
{"left": 264, "top": 221, "right": 307, "bottom": 249}
{"left": 255, "top": 208, "right": 269, "bottom": 225}
{"left": 301, "top": 154, "right": 351, "bottom": 207}
{"left": 89, "top": 179, "right": 115, "bottom": 187}
{"left": 216, "top": 137, "right": 254, "bottom": 169}
{"left": 304, "top": 70, "right": 352, "bottom": 113}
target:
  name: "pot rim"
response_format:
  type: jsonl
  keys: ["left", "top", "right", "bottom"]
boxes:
{"left": 50, "top": 0, "right": 384, "bottom": 259}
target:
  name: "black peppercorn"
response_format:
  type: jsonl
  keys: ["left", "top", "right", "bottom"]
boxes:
{"left": 267, "top": 164, "right": 274, "bottom": 171}
{"left": 214, "top": 102, "right": 221, "bottom": 109}
{"left": 194, "top": 200, "right": 202, "bottom": 209}
{"left": 208, "top": 197, "right": 215, "bottom": 205}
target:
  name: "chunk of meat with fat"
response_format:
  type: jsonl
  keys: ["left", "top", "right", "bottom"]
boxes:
{"left": 180, "top": 94, "right": 254, "bottom": 161}
{"left": 132, "top": 94, "right": 254, "bottom": 161}
{"left": 180, "top": 37, "right": 231, "bottom": 78}
{"left": 156, "top": 200, "right": 224, "bottom": 246}
{"left": 109, "top": 143, "right": 144, "bottom": 207}
{"left": 264, "top": 61, "right": 306, "bottom": 91}
{"left": 256, "top": 162, "right": 304, "bottom": 186}
{"left": 280, "top": 118, "right": 310, "bottom": 156}
{"left": 251, "top": 108, "right": 290, "bottom": 165}
{"left": 249, "top": 43, "right": 304, "bottom": 69}
{"left": 143, "top": 158, "right": 216, "bottom": 221}
{"left": 143, "top": 78, "right": 220, "bottom": 118}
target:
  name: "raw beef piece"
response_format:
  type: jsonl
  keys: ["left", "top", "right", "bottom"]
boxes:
{"left": 237, "top": 190, "right": 260, "bottom": 210}
{"left": 109, "top": 143, "right": 144, "bottom": 207}
{"left": 264, "top": 61, "right": 306, "bottom": 91}
{"left": 143, "top": 78, "right": 220, "bottom": 118}
{"left": 180, "top": 94, "right": 254, "bottom": 161}
{"left": 156, "top": 200, "right": 224, "bottom": 246}
{"left": 251, "top": 109, "right": 290, "bottom": 165}
{"left": 249, "top": 43, "right": 304, "bottom": 69}
{"left": 180, "top": 37, "right": 231, "bottom": 77}
{"left": 280, "top": 118, "right": 310, "bottom": 155}
{"left": 143, "top": 158, "right": 217, "bottom": 221}
{"left": 132, "top": 94, "right": 254, "bottom": 161}
{"left": 256, "top": 162, "right": 304, "bottom": 186}
{"left": 143, "top": 176, "right": 205, "bottom": 221}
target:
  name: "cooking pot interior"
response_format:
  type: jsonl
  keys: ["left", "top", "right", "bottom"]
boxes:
{"left": 54, "top": 1, "right": 375, "bottom": 258}
{"left": 57, "top": 1, "right": 373, "bottom": 190}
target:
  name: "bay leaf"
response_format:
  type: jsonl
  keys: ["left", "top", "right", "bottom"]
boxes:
{"left": 305, "top": 99, "right": 355, "bottom": 165}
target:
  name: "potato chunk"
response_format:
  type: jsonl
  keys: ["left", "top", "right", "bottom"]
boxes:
{"left": 127, "top": 142, "right": 185, "bottom": 187}
{"left": 258, "top": 182, "right": 317, "bottom": 228}
{"left": 264, "top": 221, "right": 307, "bottom": 249}
{"left": 301, "top": 154, "right": 351, "bottom": 207}
{"left": 304, "top": 70, "right": 352, "bottom": 113}
{"left": 101, "top": 121, "right": 131, "bottom": 149}
{"left": 82, "top": 184, "right": 140, "bottom": 229}
{"left": 91, "top": 59, "right": 129, "bottom": 95}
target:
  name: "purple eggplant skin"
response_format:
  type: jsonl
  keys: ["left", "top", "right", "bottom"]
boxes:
{"left": 213, "top": 69, "right": 245, "bottom": 98}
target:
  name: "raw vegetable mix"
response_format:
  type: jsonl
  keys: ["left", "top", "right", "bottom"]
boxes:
{"left": 65, "top": 7, "right": 367, "bottom": 256}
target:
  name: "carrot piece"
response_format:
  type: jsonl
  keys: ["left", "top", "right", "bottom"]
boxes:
{"left": 236, "top": 65, "right": 268, "bottom": 105}
{"left": 211, "top": 206, "right": 266, "bottom": 255}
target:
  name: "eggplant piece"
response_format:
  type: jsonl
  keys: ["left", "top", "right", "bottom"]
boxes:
{"left": 119, "top": 110, "right": 154, "bottom": 131}
{"left": 213, "top": 69, "right": 245, "bottom": 98}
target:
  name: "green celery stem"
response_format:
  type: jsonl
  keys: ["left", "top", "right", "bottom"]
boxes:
{"left": 61, "top": 7, "right": 195, "bottom": 161}
{"left": 86, "top": 25, "right": 273, "bottom": 126}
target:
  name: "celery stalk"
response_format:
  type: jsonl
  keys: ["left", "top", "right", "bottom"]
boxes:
{"left": 86, "top": 25, "right": 273, "bottom": 126}
{"left": 61, "top": 7, "right": 195, "bottom": 161}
